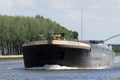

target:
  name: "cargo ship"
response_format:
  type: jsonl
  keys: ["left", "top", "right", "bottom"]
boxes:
{"left": 22, "top": 33, "right": 115, "bottom": 69}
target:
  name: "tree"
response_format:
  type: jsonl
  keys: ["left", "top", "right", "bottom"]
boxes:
{"left": 0, "top": 15, "right": 78, "bottom": 55}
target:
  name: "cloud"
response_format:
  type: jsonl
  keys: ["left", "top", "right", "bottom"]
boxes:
{"left": 0, "top": 0, "right": 120, "bottom": 42}
{"left": 12, "top": 0, "right": 37, "bottom": 10}
{"left": 48, "top": 0, "right": 74, "bottom": 9}
{"left": 0, "top": 0, "right": 38, "bottom": 15}
{"left": 0, "top": 0, "right": 12, "bottom": 11}
{"left": 0, "top": 0, "right": 14, "bottom": 15}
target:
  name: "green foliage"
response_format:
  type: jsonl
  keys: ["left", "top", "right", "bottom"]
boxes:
{"left": 0, "top": 15, "right": 78, "bottom": 55}
{"left": 112, "top": 46, "right": 120, "bottom": 55}
{"left": 72, "top": 31, "right": 78, "bottom": 39}
{"left": 115, "top": 52, "right": 120, "bottom": 55}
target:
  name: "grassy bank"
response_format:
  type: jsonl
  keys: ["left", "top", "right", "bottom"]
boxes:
{"left": 115, "top": 52, "right": 120, "bottom": 56}
{"left": 0, "top": 55, "right": 23, "bottom": 59}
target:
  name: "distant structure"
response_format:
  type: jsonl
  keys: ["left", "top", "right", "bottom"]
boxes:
{"left": 104, "top": 34, "right": 120, "bottom": 47}
{"left": 105, "top": 34, "right": 120, "bottom": 42}
{"left": 109, "top": 44, "right": 120, "bottom": 47}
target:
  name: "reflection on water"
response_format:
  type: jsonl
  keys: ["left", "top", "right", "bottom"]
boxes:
{"left": 0, "top": 56, "right": 120, "bottom": 80}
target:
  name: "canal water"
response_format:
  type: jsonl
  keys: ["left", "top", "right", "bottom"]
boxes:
{"left": 0, "top": 56, "right": 120, "bottom": 80}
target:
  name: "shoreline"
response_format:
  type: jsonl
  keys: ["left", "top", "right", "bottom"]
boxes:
{"left": 0, "top": 55, "right": 23, "bottom": 59}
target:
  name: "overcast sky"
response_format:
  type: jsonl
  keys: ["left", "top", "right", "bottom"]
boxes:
{"left": 0, "top": 0, "right": 120, "bottom": 43}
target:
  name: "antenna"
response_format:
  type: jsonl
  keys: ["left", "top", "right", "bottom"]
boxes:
{"left": 81, "top": 9, "right": 83, "bottom": 40}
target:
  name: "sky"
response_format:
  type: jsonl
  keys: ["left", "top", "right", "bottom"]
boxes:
{"left": 0, "top": 0, "right": 120, "bottom": 43}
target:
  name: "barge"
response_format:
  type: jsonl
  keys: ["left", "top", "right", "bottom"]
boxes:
{"left": 22, "top": 33, "right": 115, "bottom": 69}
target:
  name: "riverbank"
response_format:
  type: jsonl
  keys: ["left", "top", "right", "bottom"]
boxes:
{"left": 0, "top": 55, "right": 23, "bottom": 59}
{"left": 115, "top": 52, "right": 120, "bottom": 55}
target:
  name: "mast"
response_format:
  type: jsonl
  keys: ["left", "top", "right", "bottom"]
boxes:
{"left": 81, "top": 9, "right": 83, "bottom": 40}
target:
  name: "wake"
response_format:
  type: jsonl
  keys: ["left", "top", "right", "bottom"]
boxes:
{"left": 26, "top": 64, "right": 79, "bottom": 70}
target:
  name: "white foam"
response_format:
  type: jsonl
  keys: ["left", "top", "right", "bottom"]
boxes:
{"left": 26, "top": 64, "right": 79, "bottom": 70}
{"left": 26, "top": 64, "right": 109, "bottom": 70}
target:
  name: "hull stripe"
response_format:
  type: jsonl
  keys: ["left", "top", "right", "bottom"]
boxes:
{"left": 23, "top": 40, "right": 91, "bottom": 48}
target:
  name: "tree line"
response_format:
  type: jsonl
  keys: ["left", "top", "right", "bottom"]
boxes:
{"left": 112, "top": 45, "right": 120, "bottom": 55}
{"left": 0, "top": 15, "right": 78, "bottom": 55}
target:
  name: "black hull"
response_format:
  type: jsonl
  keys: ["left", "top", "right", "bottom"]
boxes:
{"left": 23, "top": 44, "right": 91, "bottom": 68}
{"left": 22, "top": 43, "right": 114, "bottom": 68}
